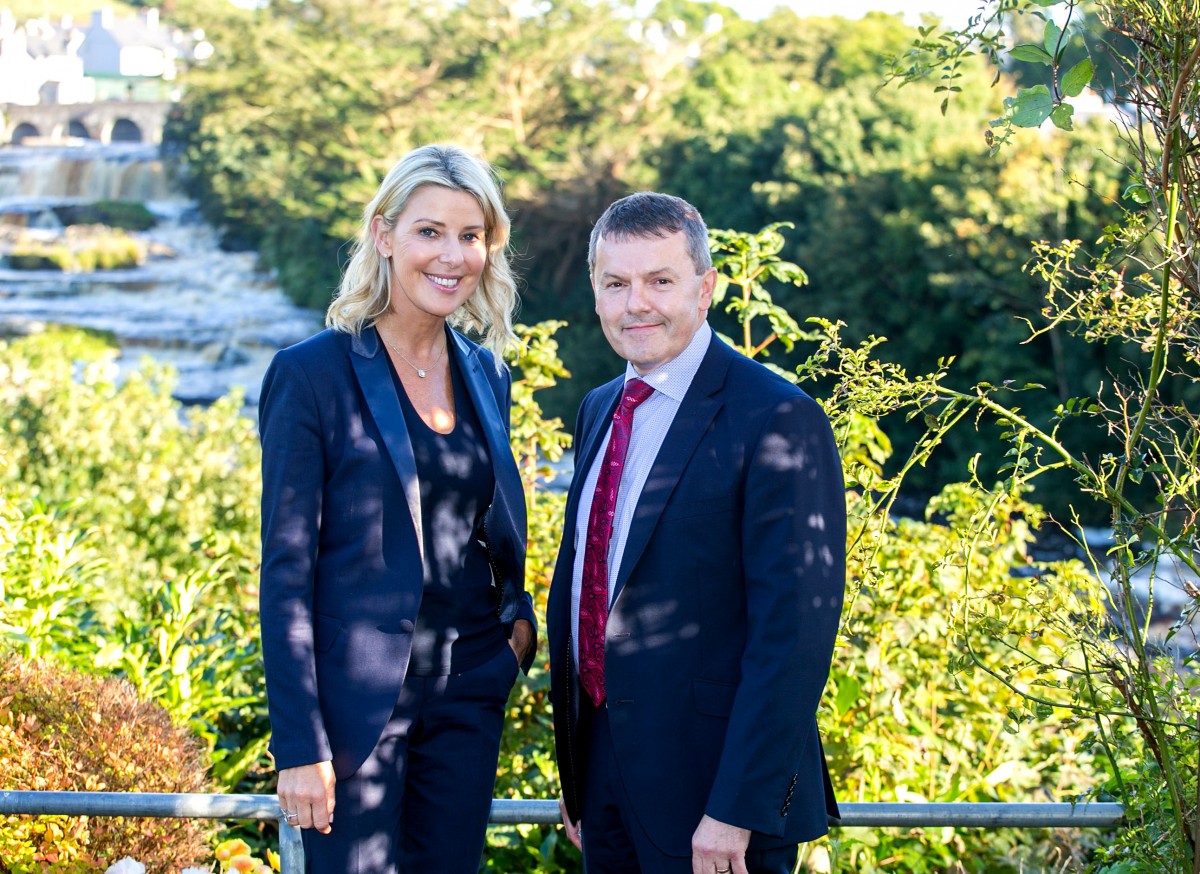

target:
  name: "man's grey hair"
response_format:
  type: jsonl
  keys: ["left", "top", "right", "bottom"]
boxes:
{"left": 587, "top": 192, "right": 712, "bottom": 275}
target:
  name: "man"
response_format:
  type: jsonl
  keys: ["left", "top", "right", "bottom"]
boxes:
{"left": 547, "top": 192, "right": 845, "bottom": 874}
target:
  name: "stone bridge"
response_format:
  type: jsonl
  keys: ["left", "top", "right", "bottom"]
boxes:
{"left": 0, "top": 101, "right": 172, "bottom": 145}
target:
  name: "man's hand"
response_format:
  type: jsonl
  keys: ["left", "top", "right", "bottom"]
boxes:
{"left": 559, "top": 796, "right": 582, "bottom": 850}
{"left": 691, "top": 815, "right": 751, "bottom": 874}
{"left": 277, "top": 761, "right": 336, "bottom": 834}
{"left": 509, "top": 618, "right": 536, "bottom": 666}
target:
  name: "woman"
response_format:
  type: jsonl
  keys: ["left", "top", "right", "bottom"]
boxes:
{"left": 258, "top": 144, "right": 536, "bottom": 874}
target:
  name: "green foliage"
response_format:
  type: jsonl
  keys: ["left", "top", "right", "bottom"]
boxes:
{"left": 709, "top": 222, "right": 806, "bottom": 370}
{"left": 488, "top": 322, "right": 578, "bottom": 872}
{"left": 879, "top": 2, "right": 1200, "bottom": 869}
{"left": 0, "top": 330, "right": 269, "bottom": 793}
{"left": 0, "top": 654, "right": 217, "bottom": 873}
{"left": 51, "top": 202, "right": 158, "bottom": 233}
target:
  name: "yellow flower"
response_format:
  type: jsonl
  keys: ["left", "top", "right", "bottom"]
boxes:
{"left": 214, "top": 838, "right": 253, "bottom": 863}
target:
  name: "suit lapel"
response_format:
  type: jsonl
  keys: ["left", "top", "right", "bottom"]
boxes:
{"left": 611, "top": 337, "right": 731, "bottom": 603}
{"left": 349, "top": 326, "right": 423, "bottom": 556}
{"left": 556, "top": 378, "right": 623, "bottom": 583}
{"left": 565, "top": 378, "right": 623, "bottom": 532}
{"left": 451, "top": 330, "right": 525, "bottom": 509}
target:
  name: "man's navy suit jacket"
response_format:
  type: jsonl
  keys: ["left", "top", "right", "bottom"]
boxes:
{"left": 548, "top": 334, "right": 844, "bottom": 856}
{"left": 258, "top": 325, "right": 533, "bottom": 779}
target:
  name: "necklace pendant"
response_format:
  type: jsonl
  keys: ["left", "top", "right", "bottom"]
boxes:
{"left": 417, "top": 369, "right": 426, "bottom": 378}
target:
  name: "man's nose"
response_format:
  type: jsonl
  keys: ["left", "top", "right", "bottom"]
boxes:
{"left": 626, "top": 282, "right": 653, "bottom": 312}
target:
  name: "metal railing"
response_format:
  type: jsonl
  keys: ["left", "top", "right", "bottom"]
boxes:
{"left": 0, "top": 791, "right": 1125, "bottom": 872}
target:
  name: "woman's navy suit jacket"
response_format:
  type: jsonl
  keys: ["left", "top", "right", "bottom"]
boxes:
{"left": 258, "top": 324, "right": 533, "bottom": 779}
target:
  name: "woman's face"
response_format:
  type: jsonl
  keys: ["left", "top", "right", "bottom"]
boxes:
{"left": 372, "top": 185, "right": 488, "bottom": 324}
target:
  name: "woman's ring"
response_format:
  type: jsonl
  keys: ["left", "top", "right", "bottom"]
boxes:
{"left": 280, "top": 807, "right": 298, "bottom": 819}
{"left": 716, "top": 868, "right": 732, "bottom": 874}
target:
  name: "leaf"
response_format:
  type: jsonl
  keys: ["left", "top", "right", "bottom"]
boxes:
{"left": 1009, "top": 43, "right": 1053, "bottom": 66}
{"left": 711, "top": 273, "right": 730, "bottom": 306}
{"left": 835, "top": 677, "right": 861, "bottom": 715}
{"left": 1061, "top": 58, "right": 1094, "bottom": 97}
{"left": 1043, "top": 19, "right": 1063, "bottom": 58}
{"left": 1007, "top": 86, "right": 1055, "bottom": 128}
{"left": 1050, "top": 102, "right": 1075, "bottom": 131}
{"left": 1123, "top": 183, "right": 1151, "bottom": 204}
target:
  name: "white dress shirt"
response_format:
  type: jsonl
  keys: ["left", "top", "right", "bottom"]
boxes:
{"left": 570, "top": 321, "right": 713, "bottom": 660}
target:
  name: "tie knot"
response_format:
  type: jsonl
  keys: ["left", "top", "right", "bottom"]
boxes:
{"left": 620, "top": 378, "right": 654, "bottom": 412}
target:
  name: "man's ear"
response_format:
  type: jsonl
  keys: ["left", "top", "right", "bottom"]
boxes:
{"left": 699, "top": 267, "right": 717, "bottom": 310}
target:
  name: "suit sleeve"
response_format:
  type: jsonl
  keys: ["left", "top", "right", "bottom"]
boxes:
{"left": 491, "top": 357, "right": 538, "bottom": 657}
{"left": 704, "top": 393, "right": 845, "bottom": 834}
{"left": 258, "top": 349, "right": 332, "bottom": 770}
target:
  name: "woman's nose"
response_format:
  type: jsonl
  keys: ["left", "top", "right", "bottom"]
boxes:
{"left": 439, "top": 239, "right": 464, "bottom": 265}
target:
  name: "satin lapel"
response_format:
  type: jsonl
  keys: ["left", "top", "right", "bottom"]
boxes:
{"left": 611, "top": 338, "right": 730, "bottom": 604}
{"left": 451, "top": 330, "right": 524, "bottom": 508}
{"left": 349, "top": 326, "right": 423, "bottom": 556}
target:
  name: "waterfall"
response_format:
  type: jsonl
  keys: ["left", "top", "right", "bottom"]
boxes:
{"left": 0, "top": 143, "right": 175, "bottom": 203}
{"left": 0, "top": 143, "right": 322, "bottom": 407}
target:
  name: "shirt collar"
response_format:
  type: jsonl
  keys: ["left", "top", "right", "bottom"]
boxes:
{"left": 623, "top": 321, "right": 712, "bottom": 403}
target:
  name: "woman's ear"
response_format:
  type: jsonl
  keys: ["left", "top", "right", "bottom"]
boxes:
{"left": 370, "top": 215, "right": 391, "bottom": 258}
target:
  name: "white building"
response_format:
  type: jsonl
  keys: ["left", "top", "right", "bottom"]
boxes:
{"left": 0, "top": 6, "right": 213, "bottom": 107}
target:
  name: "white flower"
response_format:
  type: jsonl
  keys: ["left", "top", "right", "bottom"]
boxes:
{"left": 105, "top": 860, "right": 146, "bottom": 874}
{"left": 181, "top": 869, "right": 210, "bottom": 874}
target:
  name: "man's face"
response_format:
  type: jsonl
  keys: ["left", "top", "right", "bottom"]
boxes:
{"left": 591, "top": 231, "right": 715, "bottom": 375}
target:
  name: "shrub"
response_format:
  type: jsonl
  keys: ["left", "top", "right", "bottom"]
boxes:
{"left": 8, "top": 245, "right": 71, "bottom": 271}
{"left": 0, "top": 332, "right": 269, "bottom": 792}
{"left": 0, "top": 655, "right": 217, "bottom": 873}
{"left": 6, "top": 229, "right": 144, "bottom": 272}
{"left": 52, "top": 202, "right": 157, "bottom": 232}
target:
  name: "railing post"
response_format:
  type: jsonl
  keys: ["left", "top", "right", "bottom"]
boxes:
{"left": 277, "top": 814, "right": 304, "bottom": 874}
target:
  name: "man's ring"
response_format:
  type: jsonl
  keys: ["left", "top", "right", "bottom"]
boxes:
{"left": 716, "top": 868, "right": 732, "bottom": 874}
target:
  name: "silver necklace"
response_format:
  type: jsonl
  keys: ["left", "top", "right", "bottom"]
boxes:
{"left": 382, "top": 333, "right": 446, "bottom": 379}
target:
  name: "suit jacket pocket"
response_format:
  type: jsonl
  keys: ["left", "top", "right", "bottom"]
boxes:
{"left": 692, "top": 678, "right": 737, "bottom": 718}
{"left": 314, "top": 613, "right": 343, "bottom": 654}
{"left": 659, "top": 495, "right": 735, "bottom": 522}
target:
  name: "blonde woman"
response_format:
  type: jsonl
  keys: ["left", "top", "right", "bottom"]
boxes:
{"left": 258, "top": 144, "right": 535, "bottom": 874}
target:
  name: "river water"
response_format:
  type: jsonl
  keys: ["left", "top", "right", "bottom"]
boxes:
{"left": 0, "top": 143, "right": 322, "bottom": 408}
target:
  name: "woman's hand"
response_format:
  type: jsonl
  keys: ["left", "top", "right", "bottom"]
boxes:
{"left": 277, "top": 761, "right": 336, "bottom": 833}
{"left": 508, "top": 618, "right": 536, "bottom": 666}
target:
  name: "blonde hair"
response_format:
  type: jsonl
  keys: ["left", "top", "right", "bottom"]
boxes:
{"left": 326, "top": 144, "right": 518, "bottom": 361}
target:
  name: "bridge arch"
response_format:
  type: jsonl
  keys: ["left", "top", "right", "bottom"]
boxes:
{"left": 68, "top": 118, "right": 93, "bottom": 140}
{"left": 0, "top": 102, "right": 169, "bottom": 145}
{"left": 109, "top": 118, "right": 143, "bottom": 143}
{"left": 11, "top": 122, "right": 40, "bottom": 144}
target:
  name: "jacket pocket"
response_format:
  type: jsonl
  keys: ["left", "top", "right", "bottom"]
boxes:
{"left": 314, "top": 612, "right": 343, "bottom": 653}
{"left": 692, "top": 678, "right": 737, "bottom": 717}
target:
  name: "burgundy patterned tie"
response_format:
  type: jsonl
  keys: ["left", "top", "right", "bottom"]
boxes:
{"left": 578, "top": 377, "right": 654, "bottom": 706}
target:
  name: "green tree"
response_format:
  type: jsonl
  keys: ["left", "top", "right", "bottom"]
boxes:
{"left": 873, "top": 0, "right": 1200, "bottom": 869}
